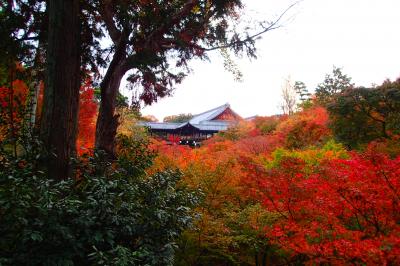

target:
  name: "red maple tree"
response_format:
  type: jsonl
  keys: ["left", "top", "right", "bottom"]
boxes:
{"left": 244, "top": 153, "right": 400, "bottom": 264}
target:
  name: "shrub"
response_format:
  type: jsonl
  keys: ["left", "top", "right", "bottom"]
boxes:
{"left": 0, "top": 137, "right": 199, "bottom": 265}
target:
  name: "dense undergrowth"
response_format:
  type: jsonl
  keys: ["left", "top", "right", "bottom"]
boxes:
{"left": 0, "top": 134, "right": 199, "bottom": 265}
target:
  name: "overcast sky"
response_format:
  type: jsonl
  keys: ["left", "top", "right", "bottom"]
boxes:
{"left": 129, "top": 0, "right": 400, "bottom": 121}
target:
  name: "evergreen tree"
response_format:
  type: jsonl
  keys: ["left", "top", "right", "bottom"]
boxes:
{"left": 316, "top": 66, "right": 353, "bottom": 105}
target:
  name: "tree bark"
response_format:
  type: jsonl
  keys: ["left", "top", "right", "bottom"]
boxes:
{"left": 95, "top": 62, "right": 126, "bottom": 157}
{"left": 40, "top": 0, "right": 81, "bottom": 179}
{"left": 29, "top": 45, "right": 45, "bottom": 128}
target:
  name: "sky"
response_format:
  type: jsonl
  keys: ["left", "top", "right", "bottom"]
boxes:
{"left": 125, "top": 0, "right": 400, "bottom": 121}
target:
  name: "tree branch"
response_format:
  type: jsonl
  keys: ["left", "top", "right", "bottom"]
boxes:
{"left": 17, "top": 35, "right": 39, "bottom": 42}
{"left": 100, "top": 0, "right": 122, "bottom": 43}
{"left": 202, "top": 1, "right": 300, "bottom": 52}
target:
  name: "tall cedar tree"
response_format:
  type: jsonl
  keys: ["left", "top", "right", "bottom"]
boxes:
{"left": 40, "top": 0, "right": 81, "bottom": 179}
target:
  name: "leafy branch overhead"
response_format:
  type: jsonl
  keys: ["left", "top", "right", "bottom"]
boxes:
{"left": 92, "top": 0, "right": 299, "bottom": 155}
{"left": 1, "top": 1, "right": 300, "bottom": 168}
{"left": 93, "top": 0, "right": 298, "bottom": 104}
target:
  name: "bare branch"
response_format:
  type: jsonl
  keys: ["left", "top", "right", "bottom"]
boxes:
{"left": 17, "top": 36, "right": 40, "bottom": 42}
{"left": 202, "top": 1, "right": 300, "bottom": 52}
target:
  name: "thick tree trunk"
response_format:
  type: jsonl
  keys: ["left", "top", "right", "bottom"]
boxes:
{"left": 95, "top": 25, "right": 129, "bottom": 157}
{"left": 40, "top": 0, "right": 80, "bottom": 179}
{"left": 95, "top": 64, "right": 125, "bottom": 157}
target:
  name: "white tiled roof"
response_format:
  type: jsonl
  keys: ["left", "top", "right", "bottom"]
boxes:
{"left": 139, "top": 103, "right": 239, "bottom": 132}
{"left": 189, "top": 103, "right": 230, "bottom": 124}
{"left": 137, "top": 121, "right": 184, "bottom": 130}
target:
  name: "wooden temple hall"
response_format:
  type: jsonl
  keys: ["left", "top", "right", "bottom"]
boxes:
{"left": 139, "top": 103, "right": 242, "bottom": 144}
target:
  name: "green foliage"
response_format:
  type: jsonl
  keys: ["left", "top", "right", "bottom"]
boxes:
{"left": 217, "top": 126, "right": 243, "bottom": 141}
{"left": 220, "top": 48, "right": 243, "bottom": 82}
{"left": 294, "top": 81, "right": 310, "bottom": 102}
{"left": 116, "top": 92, "right": 129, "bottom": 108}
{"left": 253, "top": 116, "right": 281, "bottom": 135}
{"left": 266, "top": 139, "right": 348, "bottom": 170}
{"left": 0, "top": 1, "right": 46, "bottom": 68}
{"left": 175, "top": 203, "right": 285, "bottom": 266}
{"left": 93, "top": 88, "right": 129, "bottom": 108}
{"left": 0, "top": 64, "right": 8, "bottom": 86}
{"left": 315, "top": 66, "right": 353, "bottom": 105}
{"left": 216, "top": 121, "right": 254, "bottom": 141}
{"left": 328, "top": 78, "right": 400, "bottom": 149}
{"left": 0, "top": 138, "right": 199, "bottom": 265}
{"left": 163, "top": 113, "right": 193, "bottom": 123}
{"left": 115, "top": 134, "right": 155, "bottom": 177}
{"left": 86, "top": 0, "right": 264, "bottom": 105}
{"left": 117, "top": 107, "right": 148, "bottom": 137}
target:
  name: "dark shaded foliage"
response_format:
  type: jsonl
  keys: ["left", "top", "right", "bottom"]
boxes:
{"left": 0, "top": 136, "right": 199, "bottom": 265}
{"left": 328, "top": 78, "right": 400, "bottom": 149}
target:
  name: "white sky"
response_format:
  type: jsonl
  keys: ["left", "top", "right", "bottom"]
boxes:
{"left": 129, "top": 0, "right": 400, "bottom": 121}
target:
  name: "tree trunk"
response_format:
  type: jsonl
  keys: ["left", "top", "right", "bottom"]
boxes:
{"left": 29, "top": 80, "right": 41, "bottom": 128}
{"left": 40, "top": 0, "right": 80, "bottom": 179}
{"left": 95, "top": 63, "right": 126, "bottom": 157}
{"left": 29, "top": 45, "right": 45, "bottom": 128}
{"left": 8, "top": 63, "right": 17, "bottom": 157}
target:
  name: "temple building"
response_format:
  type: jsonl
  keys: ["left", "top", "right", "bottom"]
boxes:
{"left": 139, "top": 103, "right": 242, "bottom": 144}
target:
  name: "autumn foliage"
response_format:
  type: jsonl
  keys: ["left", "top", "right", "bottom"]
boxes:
{"left": 245, "top": 152, "right": 400, "bottom": 265}
{"left": 0, "top": 79, "right": 28, "bottom": 142}
{"left": 150, "top": 104, "right": 400, "bottom": 265}
{"left": 76, "top": 79, "right": 98, "bottom": 155}
{"left": 0, "top": 74, "right": 97, "bottom": 155}
{"left": 275, "top": 106, "right": 331, "bottom": 149}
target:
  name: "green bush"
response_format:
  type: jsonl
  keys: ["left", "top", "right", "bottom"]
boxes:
{"left": 0, "top": 138, "right": 199, "bottom": 265}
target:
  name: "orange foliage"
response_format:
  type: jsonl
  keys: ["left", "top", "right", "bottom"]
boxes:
{"left": 0, "top": 75, "right": 98, "bottom": 156}
{"left": 76, "top": 79, "right": 98, "bottom": 155}
{"left": 275, "top": 106, "right": 331, "bottom": 149}
{"left": 366, "top": 135, "right": 400, "bottom": 158}
{"left": 253, "top": 115, "right": 284, "bottom": 135}
{"left": 150, "top": 105, "right": 400, "bottom": 264}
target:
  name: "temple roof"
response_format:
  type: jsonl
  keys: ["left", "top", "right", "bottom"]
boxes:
{"left": 189, "top": 103, "right": 231, "bottom": 124}
{"left": 141, "top": 122, "right": 185, "bottom": 130}
{"left": 139, "top": 103, "right": 241, "bottom": 132}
